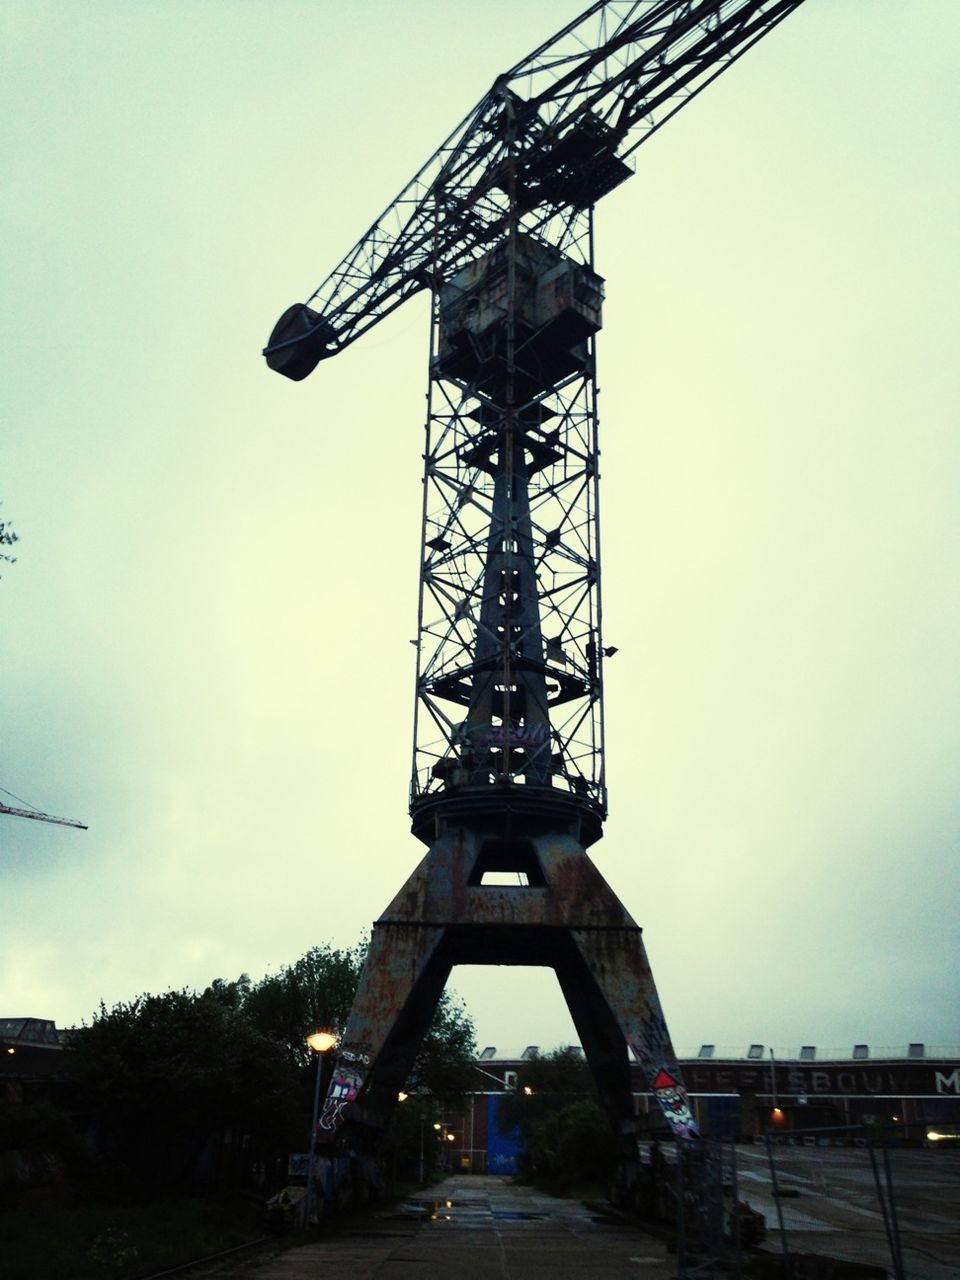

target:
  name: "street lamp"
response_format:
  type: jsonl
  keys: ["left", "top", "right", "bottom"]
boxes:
{"left": 305, "top": 1030, "right": 337, "bottom": 1225}
{"left": 418, "top": 1121, "right": 441, "bottom": 1184}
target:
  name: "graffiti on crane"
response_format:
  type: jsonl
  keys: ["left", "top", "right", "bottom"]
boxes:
{"left": 649, "top": 1066, "right": 698, "bottom": 1139}
{"left": 318, "top": 1047, "right": 370, "bottom": 1134}
{"left": 629, "top": 1005, "right": 671, "bottom": 1072}
{"left": 629, "top": 1006, "right": 699, "bottom": 1139}
{"left": 477, "top": 722, "right": 550, "bottom": 750}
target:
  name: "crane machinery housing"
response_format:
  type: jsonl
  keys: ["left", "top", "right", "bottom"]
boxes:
{"left": 264, "top": 0, "right": 805, "bottom": 1203}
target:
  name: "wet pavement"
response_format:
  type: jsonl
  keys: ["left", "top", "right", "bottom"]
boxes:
{"left": 213, "top": 1175, "right": 675, "bottom": 1279}
{"left": 207, "top": 1149, "right": 960, "bottom": 1279}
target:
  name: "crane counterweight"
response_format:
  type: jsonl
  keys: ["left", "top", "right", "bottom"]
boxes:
{"left": 263, "top": 303, "right": 336, "bottom": 381}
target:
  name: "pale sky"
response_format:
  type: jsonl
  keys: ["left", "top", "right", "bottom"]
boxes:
{"left": 2, "top": 1, "right": 958, "bottom": 1061}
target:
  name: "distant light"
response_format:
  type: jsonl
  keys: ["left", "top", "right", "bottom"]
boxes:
{"left": 446, "top": 1133, "right": 455, "bottom": 1142}
{"left": 927, "top": 1130, "right": 960, "bottom": 1143}
{"left": 522, "top": 1085, "right": 534, "bottom": 1096}
{"left": 397, "top": 1091, "right": 409, "bottom": 1103}
{"left": 5, "top": 1047, "right": 14, "bottom": 1055}
{"left": 433, "top": 1123, "right": 442, "bottom": 1131}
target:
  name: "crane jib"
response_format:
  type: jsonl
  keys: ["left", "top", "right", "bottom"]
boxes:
{"left": 263, "top": 0, "right": 805, "bottom": 381}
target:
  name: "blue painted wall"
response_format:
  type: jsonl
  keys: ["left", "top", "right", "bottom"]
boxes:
{"left": 485, "top": 1095, "right": 521, "bottom": 1175}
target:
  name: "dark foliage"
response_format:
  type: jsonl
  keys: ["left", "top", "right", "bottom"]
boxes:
{"left": 63, "top": 939, "right": 477, "bottom": 1193}
{"left": 496, "top": 1047, "right": 616, "bottom": 1192}
{"left": 66, "top": 987, "right": 301, "bottom": 1187}
{"left": 241, "top": 943, "right": 365, "bottom": 1067}
{"left": 407, "top": 990, "right": 477, "bottom": 1106}
{"left": 0, "top": 506, "right": 17, "bottom": 577}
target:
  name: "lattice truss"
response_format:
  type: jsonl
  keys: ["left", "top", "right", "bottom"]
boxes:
{"left": 411, "top": 213, "right": 607, "bottom": 809}
{"left": 275, "top": 0, "right": 802, "bottom": 364}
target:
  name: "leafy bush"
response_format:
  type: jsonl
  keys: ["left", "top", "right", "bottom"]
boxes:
{"left": 523, "top": 1099, "right": 616, "bottom": 1192}
{"left": 497, "top": 1047, "right": 616, "bottom": 1193}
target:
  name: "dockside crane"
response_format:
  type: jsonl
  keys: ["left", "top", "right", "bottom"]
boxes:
{"left": 263, "top": 0, "right": 805, "bottom": 1199}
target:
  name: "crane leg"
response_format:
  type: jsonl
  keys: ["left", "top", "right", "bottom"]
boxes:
{"left": 318, "top": 822, "right": 695, "bottom": 1204}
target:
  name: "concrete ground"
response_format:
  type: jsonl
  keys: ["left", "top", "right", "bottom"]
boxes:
{"left": 212, "top": 1175, "right": 676, "bottom": 1279}
{"left": 739, "top": 1144, "right": 960, "bottom": 1279}
{"left": 208, "top": 1148, "right": 960, "bottom": 1279}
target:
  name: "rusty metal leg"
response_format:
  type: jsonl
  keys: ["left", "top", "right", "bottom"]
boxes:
{"left": 318, "top": 822, "right": 696, "bottom": 1184}
{"left": 318, "top": 919, "right": 447, "bottom": 1142}
{"left": 570, "top": 926, "right": 697, "bottom": 1140}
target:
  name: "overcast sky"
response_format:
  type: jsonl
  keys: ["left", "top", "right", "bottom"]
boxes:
{"left": 2, "top": 1, "right": 957, "bottom": 1061}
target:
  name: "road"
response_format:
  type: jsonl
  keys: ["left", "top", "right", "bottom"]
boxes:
{"left": 737, "top": 1144, "right": 960, "bottom": 1279}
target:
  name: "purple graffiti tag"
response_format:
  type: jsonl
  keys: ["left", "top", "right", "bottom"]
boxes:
{"left": 317, "top": 1055, "right": 366, "bottom": 1135}
{"left": 479, "top": 723, "right": 550, "bottom": 749}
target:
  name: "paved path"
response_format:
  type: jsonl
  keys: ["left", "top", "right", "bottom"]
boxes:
{"left": 210, "top": 1151, "right": 960, "bottom": 1279}
{"left": 215, "top": 1176, "right": 675, "bottom": 1280}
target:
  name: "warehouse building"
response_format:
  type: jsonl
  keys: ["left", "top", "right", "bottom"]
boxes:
{"left": 437, "top": 1043, "right": 960, "bottom": 1174}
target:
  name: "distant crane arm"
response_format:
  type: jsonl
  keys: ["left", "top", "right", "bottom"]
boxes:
{"left": 264, "top": 0, "right": 804, "bottom": 379}
{"left": 0, "top": 801, "right": 87, "bottom": 830}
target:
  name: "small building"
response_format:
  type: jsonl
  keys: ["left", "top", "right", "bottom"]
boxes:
{"left": 0, "top": 1017, "right": 67, "bottom": 1106}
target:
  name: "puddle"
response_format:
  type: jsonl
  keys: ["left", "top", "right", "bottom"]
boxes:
{"left": 398, "top": 1199, "right": 547, "bottom": 1223}
{"left": 400, "top": 1198, "right": 485, "bottom": 1221}
{"left": 347, "top": 1231, "right": 416, "bottom": 1239}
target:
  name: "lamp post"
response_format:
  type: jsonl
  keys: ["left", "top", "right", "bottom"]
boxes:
{"left": 305, "top": 1030, "right": 337, "bottom": 1225}
{"left": 419, "top": 1121, "right": 441, "bottom": 1184}
{"left": 769, "top": 1047, "right": 785, "bottom": 1126}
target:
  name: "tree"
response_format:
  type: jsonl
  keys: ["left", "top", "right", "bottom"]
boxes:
{"left": 64, "top": 939, "right": 478, "bottom": 1192}
{"left": 0, "top": 505, "right": 17, "bottom": 577}
{"left": 496, "top": 1045, "right": 596, "bottom": 1131}
{"left": 242, "top": 943, "right": 365, "bottom": 1067}
{"left": 405, "top": 989, "right": 477, "bottom": 1106}
{"left": 242, "top": 943, "right": 477, "bottom": 1101}
{"left": 67, "top": 988, "right": 301, "bottom": 1188}
{"left": 496, "top": 1047, "right": 616, "bottom": 1192}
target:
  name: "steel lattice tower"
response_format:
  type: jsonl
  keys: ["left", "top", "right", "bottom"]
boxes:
{"left": 412, "top": 208, "right": 605, "bottom": 838}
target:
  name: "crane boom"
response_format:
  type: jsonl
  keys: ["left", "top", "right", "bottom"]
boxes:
{"left": 264, "top": 0, "right": 804, "bottom": 379}
{"left": 0, "top": 801, "right": 87, "bottom": 830}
